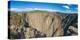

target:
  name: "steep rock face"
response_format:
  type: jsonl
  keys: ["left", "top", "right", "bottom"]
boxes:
{"left": 8, "top": 11, "right": 65, "bottom": 38}
{"left": 25, "top": 11, "right": 64, "bottom": 37}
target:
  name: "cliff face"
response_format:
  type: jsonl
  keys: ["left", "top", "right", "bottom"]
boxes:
{"left": 25, "top": 11, "right": 64, "bottom": 37}
{"left": 8, "top": 10, "right": 78, "bottom": 39}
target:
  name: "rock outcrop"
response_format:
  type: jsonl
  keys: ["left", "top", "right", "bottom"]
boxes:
{"left": 24, "top": 10, "right": 64, "bottom": 38}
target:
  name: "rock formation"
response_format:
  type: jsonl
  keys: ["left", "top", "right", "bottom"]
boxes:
{"left": 8, "top": 10, "right": 78, "bottom": 39}
{"left": 24, "top": 10, "right": 64, "bottom": 38}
